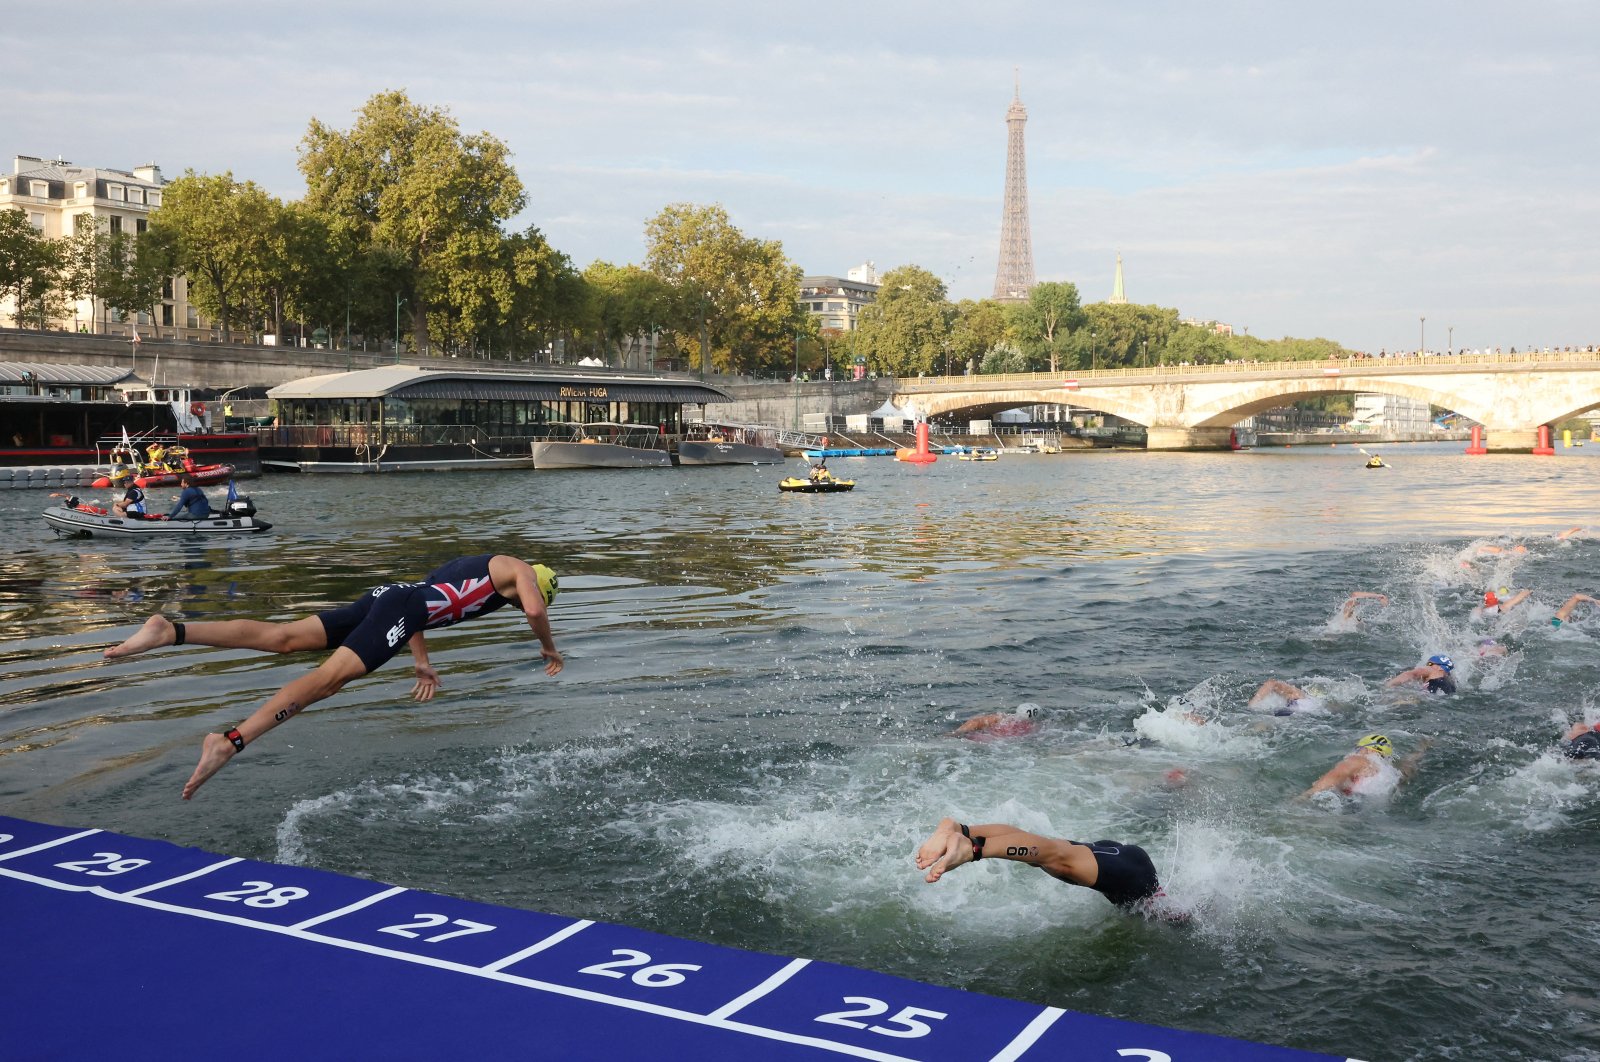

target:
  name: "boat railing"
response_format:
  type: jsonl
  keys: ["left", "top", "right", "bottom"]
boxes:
{"left": 539, "top": 422, "right": 674, "bottom": 451}
{"left": 253, "top": 423, "right": 530, "bottom": 449}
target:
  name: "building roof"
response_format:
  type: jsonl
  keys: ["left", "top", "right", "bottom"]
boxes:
{"left": 0, "top": 362, "right": 134, "bottom": 386}
{"left": 267, "top": 365, "right": 732, "bottom": 404}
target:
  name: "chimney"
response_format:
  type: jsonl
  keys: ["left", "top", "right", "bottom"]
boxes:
{"left": 133, "top": 163, "right": 163, "bottom": 184}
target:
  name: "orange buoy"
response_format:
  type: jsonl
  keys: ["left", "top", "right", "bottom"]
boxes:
{"left": 897, "top": 421, "right": 937, "bottom": 463}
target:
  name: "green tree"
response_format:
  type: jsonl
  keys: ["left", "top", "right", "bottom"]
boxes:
{"left": 299, "top": 89, "right": 526, "bottom": 354}
{"left": 852, "top": 264, "right": 949, "bottom": 377}
{"left": 151, "top": 171, "right": 278, "bottom": 340}
{"left": 499, "top": 225, "right": 580, "bottom": 359}
{"left": 980, "top": 341, "right": 1033, "bottom": 374}
{"left": 948, "top": 298, "right": 1010, "bottom": 375}
{"left": 61, "top": 216, "right": 115, "bottom": 333}
{"left": 1007, "top": 281, "right": 1083, "bottom": 373}
{"left": 1163, "top": 323, "right": 1230, "bottom": 365}
{"left": 1080, "top": 302, "right": 1180, "bottom": 368}
{"left": 643, "top": 202, "right": 808, "bottom": 375}
{"left": 0, "top": 209, "right": 63, "bottom": 330}
{"left": 103, "top": 227, "right": 177, "bottom": 337}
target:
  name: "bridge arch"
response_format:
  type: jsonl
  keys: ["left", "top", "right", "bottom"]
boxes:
{"left": 1186, "top": 379, "right": 1491, "bottom": 428}
{"left": 906, "top": 389, "right": 1157, "bottom": 426}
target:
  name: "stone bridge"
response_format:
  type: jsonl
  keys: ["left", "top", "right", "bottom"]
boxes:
{"left": 892, "top": 352, "right": 1600, "bottom": 451}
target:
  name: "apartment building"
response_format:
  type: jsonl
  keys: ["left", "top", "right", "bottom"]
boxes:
{"left": 0, "top": 154, "right": 209, "bottom": 339}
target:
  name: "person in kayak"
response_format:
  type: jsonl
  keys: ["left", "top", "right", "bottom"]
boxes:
{"left": 103, "top": 555, "right": 563, "bottom": 800}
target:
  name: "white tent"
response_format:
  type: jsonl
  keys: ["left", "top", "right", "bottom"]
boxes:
{"left": 869, "top": 399, "right": 918, "bottom": 421}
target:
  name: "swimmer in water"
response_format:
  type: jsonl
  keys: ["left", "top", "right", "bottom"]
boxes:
{"left": 1299, "top": 734, "right": 1430, "bottom": 799}
{"left": 1555, "top": 527, "right": 1584, "bottom": 540}
{"left": 1476, "top": 543, "right": 1527, "bottom": 556}
{"left": 952, "top": 703, "right": 1041, "bottom": 737}
{"left": 1248, "top": 679, "right": 1318, "bottom": 716}
{"left": 1475, "top": 637, "right": 1507, "bottom": 658}
{"left": 915, "top": 817, "right": 1166, "bottom": 914}
{"left": 1475, "top": 589, "right": 1531, "bottom": 619}
{"left": 1558, "top": 720, "right": 1600, "bottom": 761}
{"left": 1385, "top": 654, "right": 1456, "bottom": 695}
{"left": 1550, "top": 593, "right": 1599, "bottom": 629}
{"left": 1341, "top": 591, "right": 1389, "bottom": 620}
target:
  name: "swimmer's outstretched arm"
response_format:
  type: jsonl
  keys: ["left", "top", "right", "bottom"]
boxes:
{"left": 1556, "top": 527, "right": 1584, "bottom": 540}
{"left": 407, "top": 631, "right": 440, "bottom": 702}
{"left": 1397, "top": 738, "right": 1432, "bottom": 783}
{"left": 1500, "top": 590, "right": 1533, "bottom": 612}
{"left": 952, "top": 712, "right": 1002, "bottom": 735}
{"left": 1554, "top": 594, "right": 1599, "bottom": 622}
{"left": 1384, "top": 667, "right": 1426, "bottom": 688}
{"left": 1564, "top": 720, "right": 1597, "bottom": 741}
{"left": 915, "top": 817, "right": 1096, "bottom": 886}
{"left": 1297, "top": 758, "right": 1358, "bottom": 800}
{"left": 1249, "top": 679, "right": 1306, "bottom": 706}
{"left": 507, "top": 561, "right": 564, "bottom": 676}
{"left": 1342, "top": 591, "right": 1389, "bottom": 618}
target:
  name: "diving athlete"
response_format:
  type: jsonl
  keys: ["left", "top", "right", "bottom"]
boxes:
{"left": 915, "top": 817, "right": 1167, "bottom": 914}
{"left": 103, "top": 555, "right": 563, "bottom": 800}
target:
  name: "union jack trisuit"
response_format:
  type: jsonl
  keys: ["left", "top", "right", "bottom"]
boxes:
{"left": 314, "top": 555, "right": 512, "bottom": 673}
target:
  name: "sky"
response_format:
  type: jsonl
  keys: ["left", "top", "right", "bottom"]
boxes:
{"left": 6, "top": 1, "right": 1598, "bottom": 352}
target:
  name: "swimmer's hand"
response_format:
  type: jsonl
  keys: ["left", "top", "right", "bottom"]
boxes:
{"left": 411, "top": 664, "right": 441, "bottom": 701}
{"left": 540, "top": 647, "right": 564, "bottom": 677}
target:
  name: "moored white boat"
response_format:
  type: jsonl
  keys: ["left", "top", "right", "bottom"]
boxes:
{"left": 531, "top": 422, "right": 673, "bottom": 469}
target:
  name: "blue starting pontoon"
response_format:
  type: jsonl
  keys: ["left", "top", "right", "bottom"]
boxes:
{"left": 0, "top": 816, "right": 1361, "bottom": 1061}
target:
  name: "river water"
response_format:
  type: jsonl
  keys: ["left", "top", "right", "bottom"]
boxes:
{"left": 3, "top": 441, "right": 1597, "bottom": 1061}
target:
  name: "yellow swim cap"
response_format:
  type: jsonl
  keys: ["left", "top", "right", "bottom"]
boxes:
{"left": 532, "top": 563, "right": 559, "bottom": 606}
{"left": 1356, "top": 733, "right": 1393, "bottom": 758}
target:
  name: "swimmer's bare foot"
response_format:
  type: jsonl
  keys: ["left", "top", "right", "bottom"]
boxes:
{"left": 105, "top": 615, "right": 177, "bottom": 659}
{"left": 915, "top": 817, "right": 975, "bottom": 883}
{"left": 182, "top": 732, "right": 236, "bottom": 800}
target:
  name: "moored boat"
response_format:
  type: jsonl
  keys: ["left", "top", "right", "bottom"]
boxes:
{"left": 532, "top": 422, "right": 673, "bottom": 469}
{"left": 677, "top": 422, "right": 785, "bottom": 465}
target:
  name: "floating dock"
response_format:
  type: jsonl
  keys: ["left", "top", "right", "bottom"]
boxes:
{"left": 0, "top": 816, "right": 1359, "bottom": 1061}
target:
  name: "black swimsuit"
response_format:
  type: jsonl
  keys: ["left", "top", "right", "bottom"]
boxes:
{"left": 316, "top": 555, "right": 513, "bottom": 673}
{"left": 1070, "top": 840, "right": 1161, "bottom": 907}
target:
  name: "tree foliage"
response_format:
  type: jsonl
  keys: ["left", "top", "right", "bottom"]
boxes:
{"left": 0, "top": 209, "right": 64, "bottom": 330}
{"left": 948, "top": 299, "right": 1010, "bottom": 374}
{"left": 1007, "top": 281, "right": 1083, "bottom": 372}
{"left": 299, "top": 89, "right": 526, "bottom": 353}
{"left": 852, "top": 264, "right": 949, "bottom": 377}
{"left": 150, "top": 171, "right": 278, "bottom": 340}
{"left": 643, "top": 203, "right": 808, "bottom": 374}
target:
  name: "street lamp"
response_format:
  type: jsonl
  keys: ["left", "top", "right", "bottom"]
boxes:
{"left": 1090, "top": 330, "right": 1098, "bottom": 370}
{"left": 394, "top": 293, "right": 407, "bottom": 363}
{"left": 1420, "top": 316, "right": 1425, "bottom": 355}
{"left": 699, "top": 293, "right": 710, "bottom": 379}
{"left": 1448, "top": 325, "right": 1454, "bottom": 355}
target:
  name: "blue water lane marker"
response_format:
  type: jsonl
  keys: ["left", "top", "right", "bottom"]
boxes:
{"left": 0, "top": 816, "right": 1363, "bottom": 1061}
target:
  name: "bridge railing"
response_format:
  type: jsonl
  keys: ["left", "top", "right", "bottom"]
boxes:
{"left": 897, "top": 349, "right": 1600, "bottom": 390}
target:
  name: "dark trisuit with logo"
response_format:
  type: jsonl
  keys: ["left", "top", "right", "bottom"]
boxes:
{"left": 315, "top": 555, "right": 512, "bottom": 673}
{"left": 1070, "top": 840, "right": 1162, "bottom": 908}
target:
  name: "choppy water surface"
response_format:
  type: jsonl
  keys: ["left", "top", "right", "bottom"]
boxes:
{"left": 3, "top": 442, "right": 1598, "bottom": 1061}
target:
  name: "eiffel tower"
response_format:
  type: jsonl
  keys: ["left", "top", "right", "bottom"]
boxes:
{"left": 992, "top": 75, "right": 1036, "bottom": 302}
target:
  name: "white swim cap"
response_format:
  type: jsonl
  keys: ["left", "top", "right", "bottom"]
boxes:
{"left": 1015, "top": 703, "right": 1041, "bottom": 720}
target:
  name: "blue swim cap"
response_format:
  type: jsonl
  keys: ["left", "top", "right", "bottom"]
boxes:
{"left": 1427, "top": 654, "right": 1455, "bottom": 672}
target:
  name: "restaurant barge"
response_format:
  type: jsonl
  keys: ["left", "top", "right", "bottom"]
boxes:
{"left": 257, "top": 365, "right": 733, "bottom": 472}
